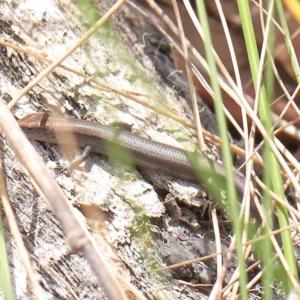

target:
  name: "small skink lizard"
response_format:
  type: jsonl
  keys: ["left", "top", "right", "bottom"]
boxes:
{"left": 19, "top": 113, "right": 247, "bottom": 213}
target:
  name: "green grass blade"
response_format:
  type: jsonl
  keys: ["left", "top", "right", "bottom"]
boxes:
{"left": 194, "top": 1, "right": 248, "bottom": 298}
{"left": 0, "top": 213, "right": 14, "bottom": 300}
{"left": 236, "top": 0, "right": 297, "bottom": 292}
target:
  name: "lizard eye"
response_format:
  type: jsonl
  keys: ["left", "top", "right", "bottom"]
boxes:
{"left": 25, "top": 128, "right": 35, "bottom": 133}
